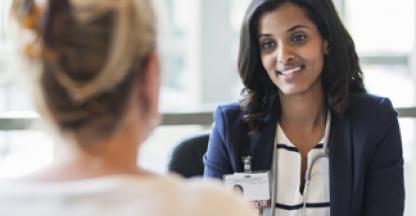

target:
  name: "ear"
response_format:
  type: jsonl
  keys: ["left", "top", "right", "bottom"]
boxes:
{"left": 138, "top": 50, "right": 160, "bottom": 119}
{"left": 323, "top": 40, "right": 330, "bottom": 55}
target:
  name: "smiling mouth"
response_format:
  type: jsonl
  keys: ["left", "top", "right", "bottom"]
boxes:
{"left": 277, "top": 65, "right": 305, "bottom": 76}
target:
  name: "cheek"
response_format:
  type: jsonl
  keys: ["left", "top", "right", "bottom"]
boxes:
{"left": 310, "top": 54, "right": 325, "bottom": 73}
{"left": 261, "top": 55, "right": 276, "bottom": 77}
{"left": 303, "top": 44, "right": 326, "bottom": 71}
{"left": 299, "top": 52, "right": 324, "bottom": 78}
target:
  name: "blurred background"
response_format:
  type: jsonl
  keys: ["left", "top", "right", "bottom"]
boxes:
{"left": 0, "top": 0, "right": 415, "bottom": 214}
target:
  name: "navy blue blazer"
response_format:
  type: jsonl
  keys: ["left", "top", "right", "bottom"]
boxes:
{"left": 203, "top": 93, "right": 404, "bottom": 216}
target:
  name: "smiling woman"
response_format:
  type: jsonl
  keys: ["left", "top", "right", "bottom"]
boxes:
{"left": 203, "top": 0, "right": 404, "bottom": 216}
{"left": 257, "top": 3, "right": 328, "bottom": 97}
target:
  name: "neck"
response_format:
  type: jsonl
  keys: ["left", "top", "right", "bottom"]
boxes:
{"left": 279, "top": 84, "right": 326, "bottom": 130}
{"left": 33, "top": 108, "right": 149, "bottom": 182}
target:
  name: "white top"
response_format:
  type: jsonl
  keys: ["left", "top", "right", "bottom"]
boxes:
{"left": 0, "top": 174, "right": 258, "bottom": 216}
{"left": 274, "top": 113, "right": 331, "bottom": 216}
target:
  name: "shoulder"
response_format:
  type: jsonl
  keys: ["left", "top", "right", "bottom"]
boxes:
{"left": 348, "top": 93, "right": 394, "bottom": 109}
{"left": 157, "top": 175, "right": 257, "bottom": 216}
{"left": 214, "top": 102, "right": 243, "bottom": 121}
{"left": 346, "top": 92, "right": 397, "bottom": 122}
{"left": 211, "top": 102, "right": 249, "bottom": 139}
{"left": 0, "top": 175, "right": 256, "bottom": 216}
{"left": 213, "top": 102, "right": 245, "bottom": 127}
{"left": 344, "top": 93, "right": 400, "bottom": 152}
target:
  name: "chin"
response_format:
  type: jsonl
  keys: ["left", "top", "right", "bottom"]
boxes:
{"left": 278, "top": 86, "right": 308, "bottom": 96}
{"left": 277, "top": 78, "right": 322, "bottom": 97}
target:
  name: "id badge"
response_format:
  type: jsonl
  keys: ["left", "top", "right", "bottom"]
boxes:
{"left": 224, "top": 172, "right": 271, "bottom": 208}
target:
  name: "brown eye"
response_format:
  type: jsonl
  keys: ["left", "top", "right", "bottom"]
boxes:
{"left": 260, "top": 40, "right": 275, "bottom": 50}
{"left": 291, "top": 33, "right": 307, "bottom": 43}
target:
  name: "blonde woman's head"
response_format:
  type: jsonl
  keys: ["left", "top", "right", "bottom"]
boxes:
{"left": 12, "top": 0, "right": 159, "bottom": 147}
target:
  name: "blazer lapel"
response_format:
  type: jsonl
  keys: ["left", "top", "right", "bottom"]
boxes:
{"left": 329, "top": 115, "right": 353, "bottom": 216}
{"left": 248, "top": 99, "right": 279, "bottom": 172}
{"left": 250, "top": 119, "right": 277, "bottom": 171}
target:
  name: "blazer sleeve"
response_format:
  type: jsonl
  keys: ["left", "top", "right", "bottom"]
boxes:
{"left": 203, "top": 106, "right": 233, "bottom": 179}
{"left": 362, "top": 97, "right": 405, "bottom": 216}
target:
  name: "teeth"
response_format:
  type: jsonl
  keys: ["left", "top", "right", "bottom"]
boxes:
{"left": 279, "top": 66, "right": 303, "bottom": 75}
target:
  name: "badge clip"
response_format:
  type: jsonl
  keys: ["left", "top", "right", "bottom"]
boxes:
{"left": 242, "top": 156, "right": 252, "bottom": 173}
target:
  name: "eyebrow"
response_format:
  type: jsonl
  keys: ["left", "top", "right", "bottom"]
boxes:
{"left": 287, "top": 24, "right": 309, "bottom": 32}
{"left": 258, "top": 24, "right": 310, "bottom": 39}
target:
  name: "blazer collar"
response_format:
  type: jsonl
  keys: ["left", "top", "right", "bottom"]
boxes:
{"left": 329, "top": 115, "right": 353, "bottom": 216}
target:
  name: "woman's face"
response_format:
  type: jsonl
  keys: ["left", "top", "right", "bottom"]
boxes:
{"left": 258, "top": 3, "right": 328, "bottom": 97}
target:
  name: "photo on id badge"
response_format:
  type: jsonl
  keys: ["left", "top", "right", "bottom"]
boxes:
{"left": 224, "top": 172, "right": 271, "bottom": 208}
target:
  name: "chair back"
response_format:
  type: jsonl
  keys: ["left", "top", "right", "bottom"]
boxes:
{"left": 168, "top": 131, "right": 210, "bottom": 178}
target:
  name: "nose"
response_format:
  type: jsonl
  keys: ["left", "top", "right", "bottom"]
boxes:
{"left": 276, "top": 44, "right": 294, "bottom": 64}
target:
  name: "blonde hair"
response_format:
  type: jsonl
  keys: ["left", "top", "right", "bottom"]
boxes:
{"left": 12, "top": 0, "right": 156, "bottom": 146}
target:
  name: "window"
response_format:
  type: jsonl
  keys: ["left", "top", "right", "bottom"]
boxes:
{"left": 345, "top": 0, "right": 415, "bottom": 215}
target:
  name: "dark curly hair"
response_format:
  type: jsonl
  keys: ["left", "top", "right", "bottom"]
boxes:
{"left": 238, "top": 0, "right": 366, "bottom": 133}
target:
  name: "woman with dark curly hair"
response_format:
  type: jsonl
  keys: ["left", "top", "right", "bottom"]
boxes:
{"left": 204, "top": 0, "right": 404, "bottom": 215}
